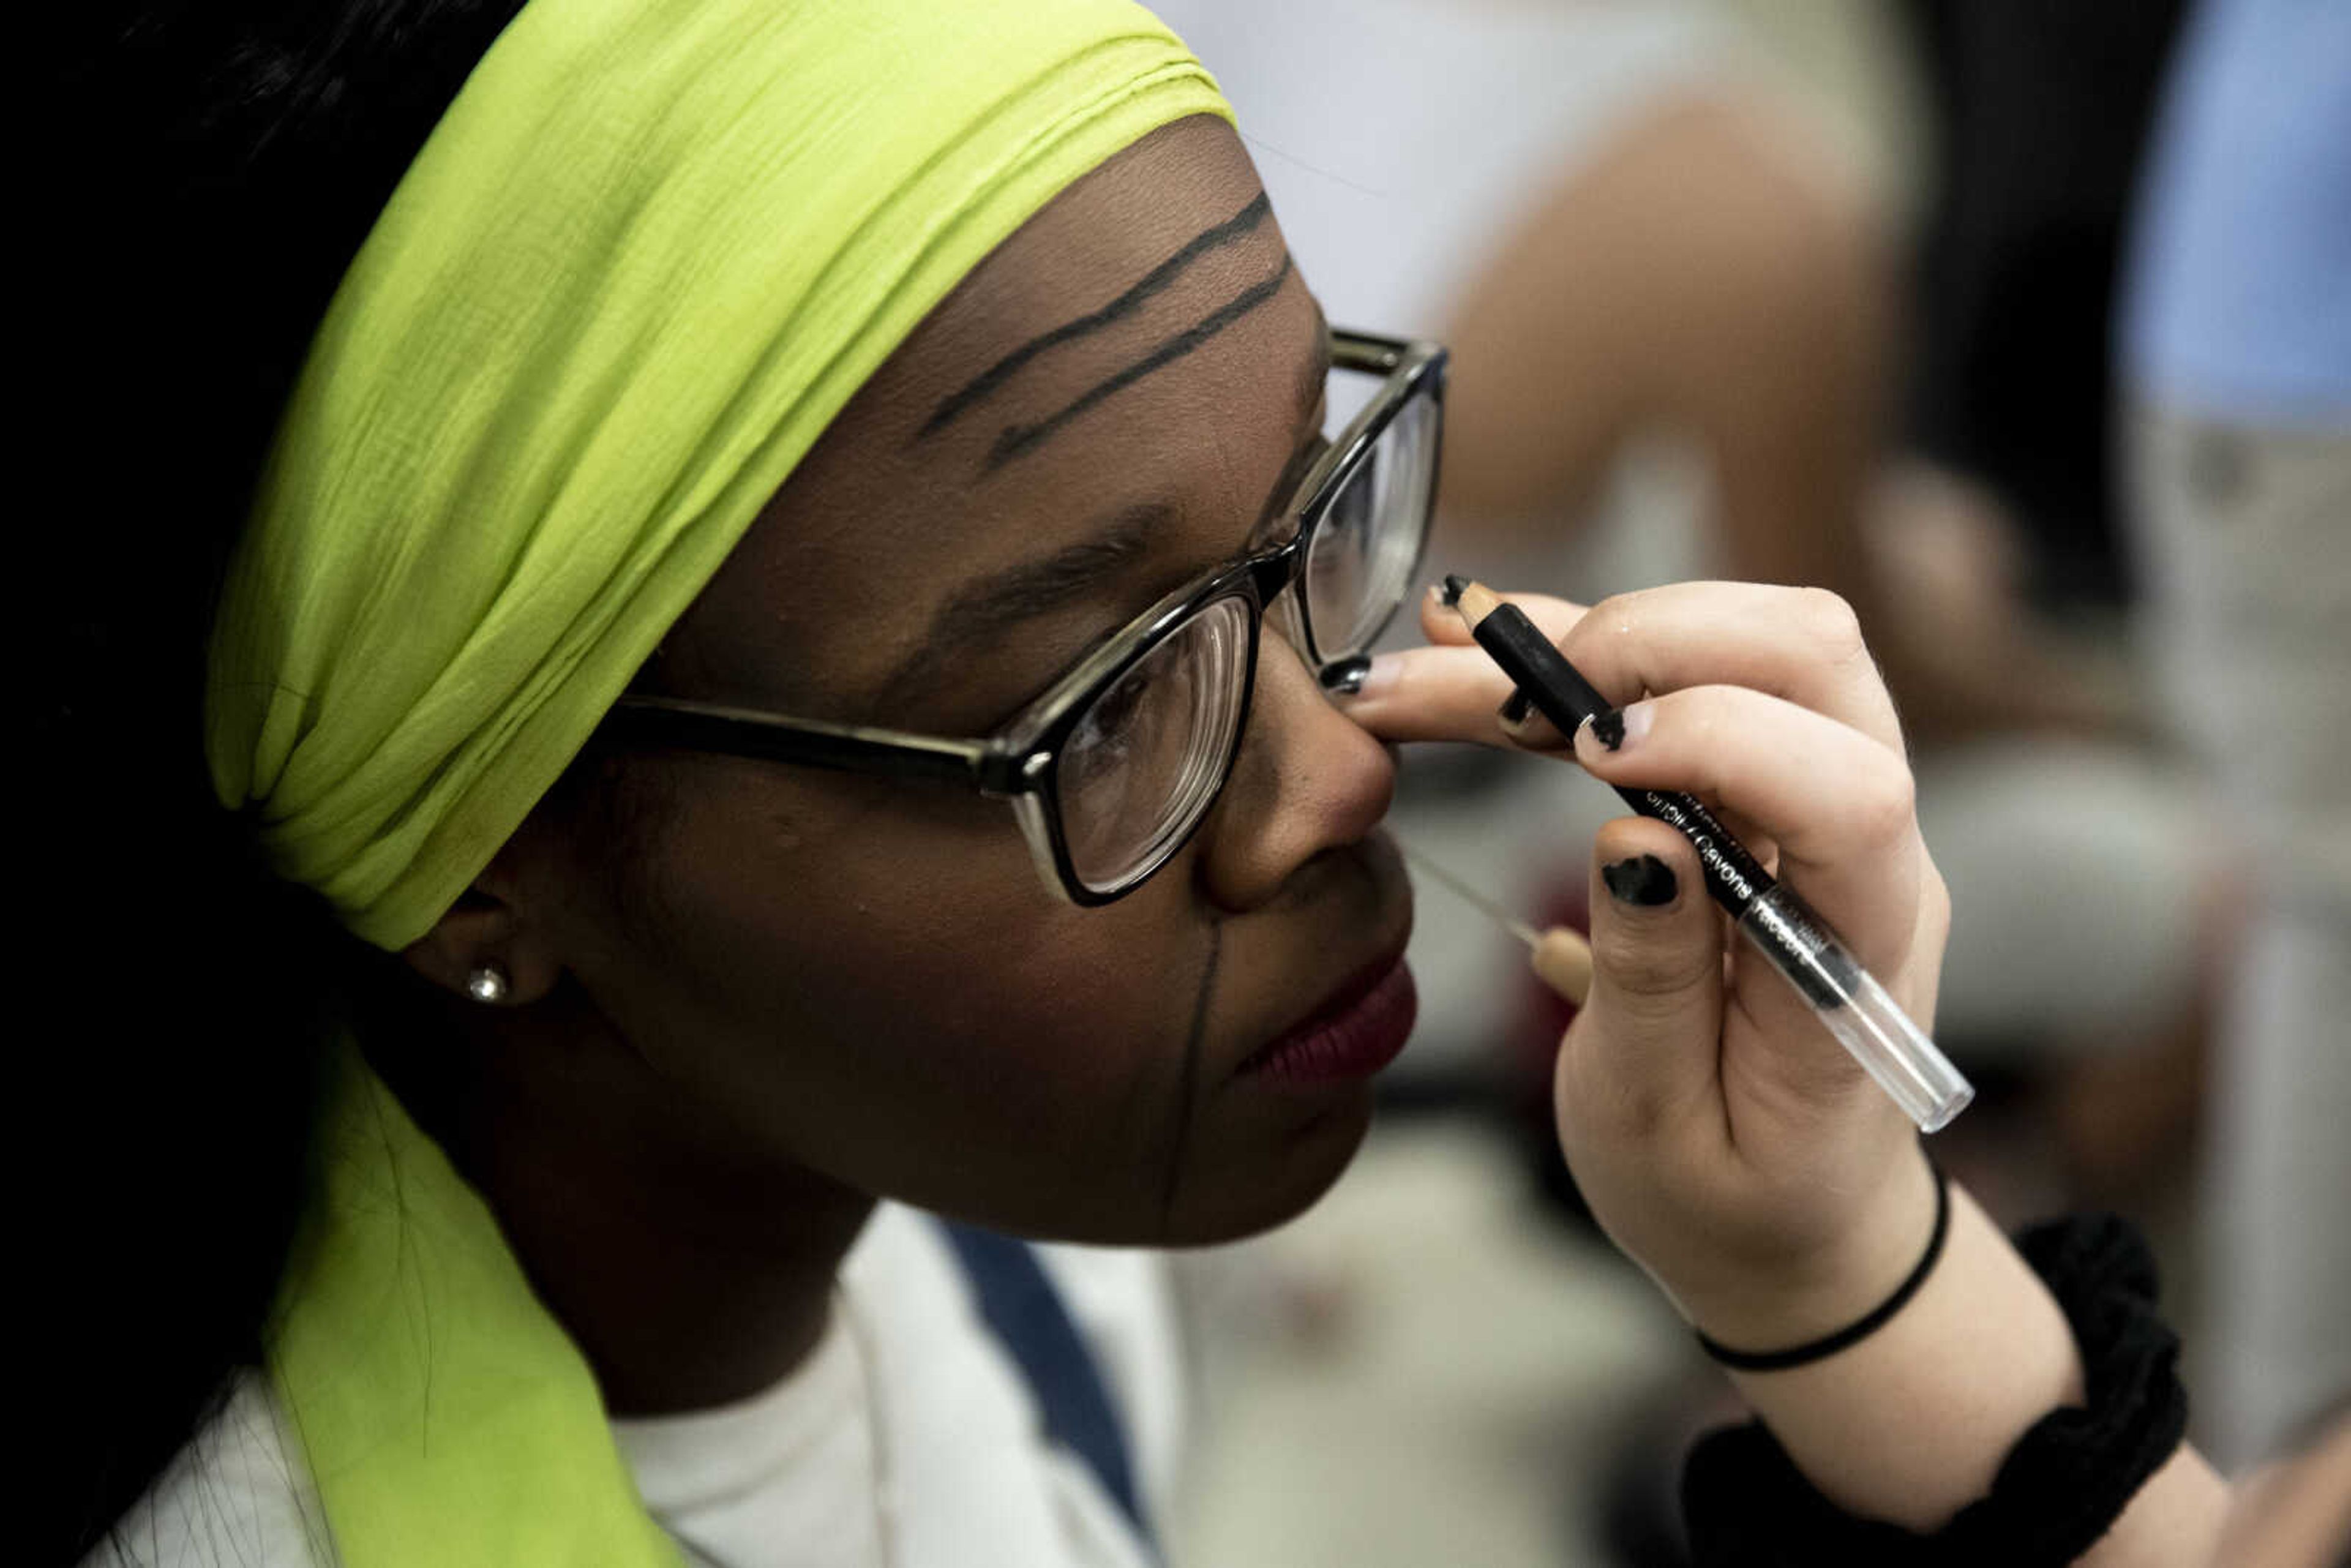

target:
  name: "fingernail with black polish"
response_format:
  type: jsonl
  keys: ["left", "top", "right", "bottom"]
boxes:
{"left": 1602, "top": 853, "right": 1678, "bottom": 907}
{"left": 1497, "top": 688, "right": 1533, "bottom": 727}
{"left": 1589, "top": 707, "right": 1628, "bottom": 751}
{"left": 1320, "top": 654, "right": 1373, "bottom": 697}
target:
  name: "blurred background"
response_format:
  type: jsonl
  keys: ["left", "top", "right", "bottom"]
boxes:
{"left": 1146, "top": 1, "right": 2350, "bottom": 1562}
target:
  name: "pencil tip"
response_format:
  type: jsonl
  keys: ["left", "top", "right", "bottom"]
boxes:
{"left": 1442, "top": 576, "right": 1502, "bottom": 626}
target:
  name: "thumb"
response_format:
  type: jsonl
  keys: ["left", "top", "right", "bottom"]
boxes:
{"left": 1564, "top": 819, "right": 1725, "bottom": 1133}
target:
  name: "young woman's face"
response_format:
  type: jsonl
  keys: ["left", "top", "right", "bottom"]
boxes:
{"left": 501, "top": 117, "right": 1411, "bottom": 1245}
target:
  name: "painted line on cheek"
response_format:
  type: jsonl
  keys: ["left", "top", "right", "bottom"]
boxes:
{"left": 1157, "top": 925, "right": 1223, "bottom": 1236}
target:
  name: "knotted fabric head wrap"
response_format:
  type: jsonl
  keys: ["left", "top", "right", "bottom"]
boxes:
{"left": 206, "top": 0, "right": 1232, "bottom": 951}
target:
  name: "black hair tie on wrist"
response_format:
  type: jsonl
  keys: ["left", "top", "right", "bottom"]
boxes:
{"left": 1696, "top": 1159, "right": 1951, "bottom": 1373}
{"left": 1679, "top": 1211, "right": 2189, "bottom": 1565}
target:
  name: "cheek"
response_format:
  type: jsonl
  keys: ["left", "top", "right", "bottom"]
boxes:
{"left": 593, "top": 766, "right": 1216, "bottom": 1217}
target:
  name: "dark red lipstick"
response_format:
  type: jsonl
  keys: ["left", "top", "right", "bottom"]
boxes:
{"left": 1239, "top": 951, "right": 1417, "bottom": 1087}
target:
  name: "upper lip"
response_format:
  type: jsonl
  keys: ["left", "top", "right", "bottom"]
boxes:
{"left": 1237, "top": 937, "right": 1413, "bottom": 1075}
{"left": 1232, "top": 841, "right": 1414, "bottom": 1075}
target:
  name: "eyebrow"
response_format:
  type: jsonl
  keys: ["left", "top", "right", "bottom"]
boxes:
{"left": 916, "top": 191, "right": 1274, "bottom": 443}
{"left": 868, "top": 501, "right": 1170, "bottom": 714}
{"left": 986, "top": 252, "right": 1295, "bottom": 470}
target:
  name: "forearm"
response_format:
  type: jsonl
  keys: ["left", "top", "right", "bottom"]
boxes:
{"left": 2090, "top": 1445, "right": 2232, "bottom": 1567}
{"left": 1709, "top": 1184, "right": 2230, "bottom": 1561}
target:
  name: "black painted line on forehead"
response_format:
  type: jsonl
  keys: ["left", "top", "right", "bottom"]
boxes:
{"left": 984, "top": 252, "right": 1295, "bottom": 471}
{"left": 915, "top": 190, "right": 1273, "bottom": 444}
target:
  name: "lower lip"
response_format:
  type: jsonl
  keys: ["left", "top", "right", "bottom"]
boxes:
{"left": 1240, "top": 956, "right": 1418, "bottom": 1087}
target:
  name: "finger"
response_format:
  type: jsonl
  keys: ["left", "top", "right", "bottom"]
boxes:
{"left": 1418, "top": 584, "right": 1584, "bottom": 647}
{"left": 1343, "top": 645, "right": 1560, "bottom": 745}
{"left": 1570, "top": 686, "right": 1925, "bottom": 974}
{"left": 1351, "top": 590, "right": 1588, "bottom": 745}
{"left": 1495, "top": 694, "right": 1572, "bottom": 752}
{"left": 1531, "top": 927, "right": 1593, "bottom": 1005}
{"left": 1558, "top": 583, "right": 1907, "bottom": 754}
{"left": 1706, "top": 803, "right": 1779, "bottom": 880}
{"left": 1558, "top": 817, "right": 1726, "bottom": 1137}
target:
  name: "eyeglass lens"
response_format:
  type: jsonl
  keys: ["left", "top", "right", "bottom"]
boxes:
{"left": 1304, "top": 391, "right": 1439, "bottom": 661}
{"left": 1056, "top": 593, "right": 1254, "bottom": 893}
{"left": 1053, "top": 381, "right": 1438, "bottom": 895}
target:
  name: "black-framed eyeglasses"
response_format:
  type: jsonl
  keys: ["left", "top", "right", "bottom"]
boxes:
{"left": 599, "top": 328, "right": 1446, "bottom": 905}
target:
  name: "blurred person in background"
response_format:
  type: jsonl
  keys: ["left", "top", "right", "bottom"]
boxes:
{"left": 1899, "top": 0, "right": 2188, "bottom": 618}
{"left": 1150, "top": 0, "right": 1913, "bottom": 685}
{"left": 2118, "top": 0, "right": 2351, "bottom": 1473}
{"left": 1890, "top": 0, "right": 2221, "bottom": 1211}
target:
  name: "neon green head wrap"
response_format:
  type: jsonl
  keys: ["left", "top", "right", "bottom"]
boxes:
{"left": 204, "top": 2, "right": 1231, "bottom": 1561}
{"left": 206, "top": 0, "right": 1232, "bottom": 951}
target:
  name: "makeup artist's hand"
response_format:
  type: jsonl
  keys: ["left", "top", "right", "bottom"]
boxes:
{"left": 1349, "top": 580, "right": 2229, "bottom": 1550}
{"left": 1349, "top": 582, "right": 1946, "bottom": 1345}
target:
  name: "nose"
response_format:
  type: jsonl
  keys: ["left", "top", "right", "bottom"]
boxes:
{"left": 1196, "top": 630, "right": 1396, "bottom": 913}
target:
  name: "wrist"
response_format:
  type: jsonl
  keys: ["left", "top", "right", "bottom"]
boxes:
{"left": 1671, "top": 1145, "right": 1943, "bottom": 1352}
{"left": 1714, "top": 1186, "right": 2088, "bottom": 1530}
{"left": 1695, "top": 1166, "right": 1949, "bottom": 1371}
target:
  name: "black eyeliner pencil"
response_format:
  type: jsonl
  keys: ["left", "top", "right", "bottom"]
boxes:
{"left": 1441, "top": 575, "right": 1973, "bottom": 1133}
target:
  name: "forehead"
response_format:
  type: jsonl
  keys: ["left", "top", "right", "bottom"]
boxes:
{"left": 666, "top": 116, "right": 1323, "bottom": 721}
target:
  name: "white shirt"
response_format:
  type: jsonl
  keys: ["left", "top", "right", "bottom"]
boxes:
{"left": 86, "top": 1206, "right": 1180, "bottom": 1568}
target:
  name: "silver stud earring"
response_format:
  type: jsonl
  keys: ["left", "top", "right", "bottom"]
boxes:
{"left": 465, "top": 962, "right": 512, "bottom": 1005}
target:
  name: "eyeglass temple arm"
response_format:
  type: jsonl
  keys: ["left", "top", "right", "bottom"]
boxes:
{"left": 602, "top": 696, "right": 1013, "bottom": 791}
{"left": 1328, "top": 329, "right": 1430, "bottom": 376}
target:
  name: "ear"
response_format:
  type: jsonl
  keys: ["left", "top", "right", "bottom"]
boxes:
{"left": 400, "top": 864, "right": 566, "bottom": 1007}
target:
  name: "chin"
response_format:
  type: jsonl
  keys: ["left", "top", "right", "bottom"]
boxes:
{"left": 1152, "top": 1084, "right": 1376, "bottom": 1247}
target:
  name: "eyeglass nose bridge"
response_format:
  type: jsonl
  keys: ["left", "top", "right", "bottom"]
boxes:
{"left": 1242, "top": 528, "right": 1344, "bottom": 681}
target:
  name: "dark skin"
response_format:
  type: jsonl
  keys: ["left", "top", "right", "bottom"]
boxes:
{"left": 396, "top": 117, "right": 1410, "bottom": 1416}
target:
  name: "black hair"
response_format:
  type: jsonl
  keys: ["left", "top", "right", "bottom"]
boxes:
{"left": 29, "top": 5, "right": 530, "bottom": 1558}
